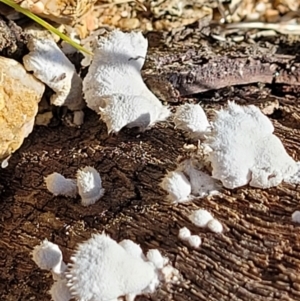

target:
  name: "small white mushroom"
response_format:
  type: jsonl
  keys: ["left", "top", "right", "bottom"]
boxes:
{"left": 174, "top": 103, "right": 210, "bottom": 138}
{"left": 45, "top": 172, "right": 77, "bottom": 197}
{"left": 49, "top": 278, "right": 72, "bottom": 301}
{"left": 76, "top": 166, "right": 105, "bottom": 206}
{"left": 292, "top": 211, "right": 300, "bottom": 223}
{"left": 186, "top": 235, "right": 202, "bottom": 248}
{"left": 160, "top": 171, "right": 192, "bottom": 203}
{"left": 207, "top": 219, "right": 223, "bottom": 233}
{"left": 206, "top": 102, "right": 297, "bottom": 189}
{"left": 23, "top": 38, "right": 84, "bottom": 111}
{"left": 178, "top": 227, "right": 191, "bottom": 240}
{"left": 189, "top": 209, "right": 213, "bottom": 228}
{"left": 65, "top": 233, "right": 160, "bottom": 301}
{"left": 31, "top": 239, "right": 66, "bottom": 279}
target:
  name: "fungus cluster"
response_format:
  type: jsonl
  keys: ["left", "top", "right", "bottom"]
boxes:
{"left": 32, "top": 234, "right": 177, "bottom": 301}
{"left": 160, "top": 159, "right": 220, "bottom": 204}
{"left": 45, "top": 166, "right": 104, "bottom": 206}
{"left": 178, "top": 227, "right": 202, "bottom": 248}
{"left": 161, "top": 101, "right": 300, "bottom": 201}
{"left": 189, "top": 209, "right": 223, "bottom": 234}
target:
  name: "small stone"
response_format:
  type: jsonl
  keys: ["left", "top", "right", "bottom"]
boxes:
{"left": 0, "top": 56, "right": 45, "bottom": 164}
{"left": 118, "top": 18, "right": 140, "bottom": 29}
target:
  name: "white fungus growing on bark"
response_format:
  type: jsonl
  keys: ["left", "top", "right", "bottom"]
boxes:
{"left": 178, "top": 227, "right": 191, "bottom": 240}
{"left": 186, "top": 235, "right": 202, "bottom": 248}
{"left": 82, "top": 30, "right": 170, "bottom": 133}
{"left": 160, "top": 170, "right": 192, "bottom": 203}
{"left": 174, "top": 103, "right": 210, "bottom": 138}
{"left": 181, "top": 159, "right": 220, "bottom": 198}
{"left": 66, "top": 234, "right": 161, "bottom": 301}
{"left": 49, "top": 278, "right": 72, "bottom": 301}
{"left": 32, "top": 235, "right": 177, "bottom": 301}
{"left": 146, "top": 249, "right": 165, "bottom": 269}
{"left": 119, "top": 239, "right": 145, "bottom": 260}
{"left": 207, "top": 219, "right": 223, "bottom": 233}
{"left": 189, "top": 209, "right": 214, "bottom": 228}
{"left": 45, "top": 172, "right": 77, "bottom": 197}
{"left": 31, "top": 240, "right": 66, "bottom": 279}
{"left": 23, "top": 38, "right": 84, "bottom": 111}
{"left": 206, "top": 102, "right": 298, "bottom": 189}
{"left": 292, "top": 211, "right": 300, "bottom": 223}
{"left": 100, "top": 93, "right": 170, "bottom": 133}
{"left": 76, "top": 166, "right": 105, "bottom": 206}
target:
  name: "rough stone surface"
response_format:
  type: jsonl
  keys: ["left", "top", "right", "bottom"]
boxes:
{"left": 0, "top": 56, "right": 45, "bottom": 163}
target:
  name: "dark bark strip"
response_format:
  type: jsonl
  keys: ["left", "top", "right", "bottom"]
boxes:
{"left": 144, "top": 48, "right": 300, "bottom": 98}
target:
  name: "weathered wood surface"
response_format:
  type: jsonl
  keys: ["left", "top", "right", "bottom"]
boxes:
{"left": 1, "top": 19, "right": 300, "bottom": 301}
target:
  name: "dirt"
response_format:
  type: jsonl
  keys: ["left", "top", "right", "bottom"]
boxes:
{"left": 1, "top": 13, "right": 300, "bottom": 301}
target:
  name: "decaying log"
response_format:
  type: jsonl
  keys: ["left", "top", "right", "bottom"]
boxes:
{"left": 1, "top": 18, "right": 300, "bottom": 301}
{"left": 1, "top": 98, "right": 300, "bottom": 301}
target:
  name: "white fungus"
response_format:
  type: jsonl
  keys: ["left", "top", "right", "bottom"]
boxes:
{"left": 189, "top": 209, "right": 214, "bottom": 228}
{"left": 31, "top": 240, "right": 66, "bottom": 279}
{"left": 76, "top": 166, "right": 105, "bottom": 206}
{"left": 206, "top": 102, "right": 298, "bottom": 189}
{"left": 49, "top": 278, "right": 72, "bottom": 301}
{"left": 45, "top": 172, "right": 77, "bottom": 197}
{"left": 23, "top": 38, "right": 84, "bottom": 111}
{"left": 160, "top": 170, "right": 192, "bottom": 203}
{"left": 182, "top": 159, "right": 220, "bottom": 198}
{"left": 178, "top": 227, "right": 191, "bottom": 240}
{"left": 32, "top": 235, "right": 176, "bottom": 301}
{"left": 174, "top": 103, "right": 210, "bottom": 138}
{"left": 292, "top": 211, "right": 300, "bottom": 223}
{"left": 100, "top": 94, "right": 170, "bottom": 133}
{"left": 207, "top": 219, "right": 223, "bottom": 233}
{"left": 146, "top": 249, "right": 165, "bottom": 269}
{"left": 186, "top": 235, "right": 202, "bottom": 248}
{"left": 286, "top": 162, "right": 300, "bottom": 185}
{"left": 65, "top": 233, "right": 160, "bottom": 301}
{"left": 119, "top": 239, "right": 145, "bottom": 260}
{"left": 82, "top": 30, "right": 170, "bottom": 133}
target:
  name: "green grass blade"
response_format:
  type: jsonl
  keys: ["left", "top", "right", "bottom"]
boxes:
{"left": 0, "top": 0, "right": 93, "bottom": 55}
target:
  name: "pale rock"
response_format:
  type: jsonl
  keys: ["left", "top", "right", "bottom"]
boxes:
{"left": 0, "top": 56, "right": 45, "bottom": 165}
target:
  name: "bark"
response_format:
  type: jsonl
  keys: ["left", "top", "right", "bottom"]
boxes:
{"left": 1, "top": 18, "right": 300, "bottom": 301}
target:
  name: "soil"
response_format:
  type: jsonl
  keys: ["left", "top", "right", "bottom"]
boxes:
{"left": 1, "top": 14, "right": 300, "bottom": 301}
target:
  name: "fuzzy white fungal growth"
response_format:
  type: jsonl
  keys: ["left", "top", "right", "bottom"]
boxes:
{"left": 119, "top": 239, "right": 145, "bottom": 260}
{"left": 31, "top": 240, "right": 66, "bottom": 278}
{"left": 23, "top": 38, "right": 84, "bottom": 111}
{"left": 160, "top": 171, "right": 192, "bottom": 203}
{"left": 292, "top": 211, "right": 300, "bottom": 223}
{"left": 189, "top": 209, "right": 214, "bottom": 228}
{"left": 76, "top": 166, "right": 105, "bottom": 206}
{"left": 207, "top": 219, "right": 223, "bottom": 233}
{"left": 65, "top": 233, "right": 159, "bottom": 301}
{"left": 100, "top": 94, "right": 170, "bottom": 133}
{"left": 146, "top": 249, "right": 165, "bottom": 269}
{"left": 174, "top": 103, "right": 210, "bottom": 137}
{"left": 286, "top": 162, "right": 300, "bottom": 185}
{"left": 45, "top": 173, "right": 77, "bottom": 197}
{"left": 186, "top": 235, "right": 202, "bottom": 248}
{"left": 49, "top": 279, "right": 72, "bottom": 301}
{"left": 82, "top": 30, "right": 170, "bottom": 133}
{"left": 178, "top": 227, "right": 191, "bottom": 240}
{"left": 206, "top": 102, "right": 298, "bottom": 189}
{"left": 182, "top": 159, "right": 220, "bottom": 198}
